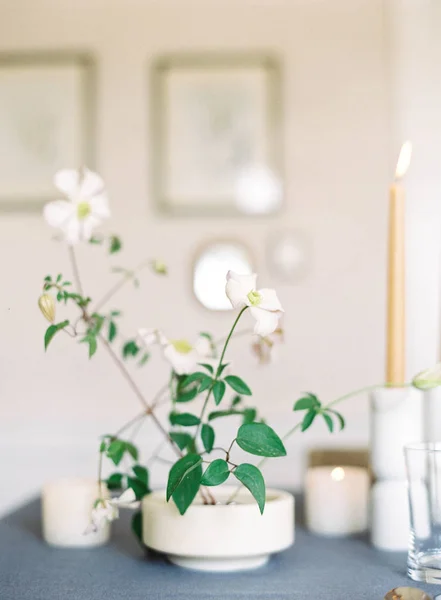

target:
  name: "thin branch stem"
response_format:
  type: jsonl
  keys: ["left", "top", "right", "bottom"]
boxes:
{"left": 68, "top": 246, "right": 84, "bottom": 297}
{"left": 93, "top": 261, "right": 150, "bottom": 313}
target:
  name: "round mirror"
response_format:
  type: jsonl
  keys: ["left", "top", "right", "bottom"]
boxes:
{"left": 193, "top": 242, "right": 253, "bottom": 310}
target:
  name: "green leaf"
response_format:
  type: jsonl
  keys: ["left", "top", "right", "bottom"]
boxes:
{"left": 106, "top": 472, "right": 124, "bottom": 490}
{"left": 170, "top": 413, "right": 200, "bottom": 427}
{"left": 213, "top": 380, "right": 226, "bottom": 406}
{"left": 176, "top": 387, "right": 198, "bottom": 403}
{"left": 131, "top": 512, "right": 143, "bottom": 545}
{"left": 166, "top": 454, "right": 202, "bottom": 502}
{"left": 201, "top": 459, "right": 230, "bottom": 486}
{"left": 201, "top": 424, "right": 215, "bottom": 452}
{"left": 125, "top": 442, "right": 139, "bottom": 461}
{"left": 108, "top": 321, "right": 117, "bottom": 342}
{"left": 127, "top": 476, "right": 149, "bottom": 500}
{"left": 122, "top": 340, "right": 140, "bottom": 359}
{"left": 199, "top": 363, "right": 214, "bottom": 374}
{"left": 89, "top": 236, "right": 103, "bottom": 245}
{"left": 109, "top": 235, "right": 122, "bottom": 254}
{"left": 322, "top": 413, "right": 334, "bottom": 433}
{"left": 44, "top": 320, "right": 70, "bottom": 351}
{"left": 301, "top": 409, "right": 317, "bottom": 432}
{"left": 132, "top": 465, "right": 149, "bottom": 487}
{"left": 217, "top": 363, "right": 229, "bottom": 377}
{"left": 232, "top": 395, "right": 242, "bottom": 407}
{"left": 242, "top": 408, "right": 257, "bottom": 425}
{"left": 293, "top": 393, "right": 321, "bottom": 411}
{"left": 80, "top": 334, "right": 98, "bottom": 358}
{"left": 329, "top": 409, "right": 345, "bottom": 431}
{"left": 106, "top": 440, "right": 126, "bottom": 465}
{"left": 236, "top": 423, "right": 286, "bottom": 457}
{"left": 233, "top": 464, "right": 266, "bottom": 514}
{"left": 181, "top": 372, "right": 206, "bottom": 387}
{"left": 172, "top": 462, "right": 202, "bottom": 516}
{"left": 170, "top": 432, "right": 193, "bottom": 450}
{"left": 138, "top": 352, "right": 150, "bottom": 367}
{"left": 110, "top": 310, "right": 121, "bottom": 317}
{"left": 208, "top": 409, "right": 242, "bottom": 421}
{"left": 224, "top": 375, "right": 252, "bottom": 396}
{"left": 198, "top": 376, "right": 213, "bottom": 393}
{"left": 56, "top": 273, "right": 62, "bottom": 283}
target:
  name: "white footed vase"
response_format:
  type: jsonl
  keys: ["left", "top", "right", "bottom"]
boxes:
{"left": 142, "top": 487, "right": 294, "bottom": 572}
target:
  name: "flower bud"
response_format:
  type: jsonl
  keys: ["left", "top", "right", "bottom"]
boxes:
{"left": 38, "top": 294, "right": 56, "bottom": 323}
{"left": 151, "top": 260, "right": 167, "bottom": 275}
{"left": 412, "top": 363, "right": 441, "bottom": 390}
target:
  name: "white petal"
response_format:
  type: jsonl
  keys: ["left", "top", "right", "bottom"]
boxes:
{"left": 138, "top": 328, "right": 167, "bottom": 347}
{"left": 111, "top": 488, "right": 139, "bottom": 508}
{"left": 194, "top": 335, "right": 212, "bottom": 358}
{"left": 43, "top": 200, "right": 75, "bottom": 227}
{"left": 225, "top": 271, "right": 257, "bottom": 308}
{"left": 89, "top": 193, "right": 111, "bottom": 219}
{"left": 78, "top": 215, "right": 101, "bottom": 242}
{"left": 78, "top": 168, "right": 105, "bottom": 198}
{"left": 249, "top": 306, "right": 282, "bottom": 337}
{"left": 163, "top": 345, "right": 198, "bottom": 375}
{"left": 54, "top": 169, "right": 81, "bottom": 197}
{"left": 257, "top": 288, "right": 284, "bottom": 312}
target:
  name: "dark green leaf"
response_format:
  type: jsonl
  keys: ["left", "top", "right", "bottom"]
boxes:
{"left": 131, "top": 512, "right": 143, "bottom": 545}
{"left": 109, "top": 235, "right": 122, "bottom": 254}
{"left": 232, "top": 395, "right": 242, "bottom": 407}
{"left": 301, "top": 409, "right": 317, "bottom": 432}
{"left": 208, "top": 409, "right": 242, "bottom": 421}
{"left": 170, "top": 432, "right": 193, "bottom": 450}
{"left": 132, "top": 465, "right": 149, "bottom": 487}
{"left": 322, "top": 413, "right": 334, "bottom": 433}
{"left": 236, "top": 423, "right": 286, "bottom": 457}
{"left": 213, "top": 380, "right": 226, "bottom": 406}
{"left": 181, "top": 372, "right": 206, "bottom": 387}
{"left": 217, "top": 363, "right": 229, "bottom": 377}
{"left": 108, "top": 321, "right": 117, "bottom": 342}
{"left": 293, "top": 393, "right": 321, "bottom": 412}
{"left": 122, "top": 340, "right": 140, "bottom": 359}
{"left": 106, "top": 472, "right": 123, "bottom": 490}
{"left": 125, "top": 442, "right": 138, "bottom": 461}
{"left": 199, "top": 363, "right": 214, "bottom": 374}
{"left": 242, "top": 408, "right": 257, "bottom": 425}
{"left": 224, "top": 375, "right": 252, "bottom": 396}
{"left": 172, "top": 461, "right": 202, "bottom": 515}
{"left": 166, "top": 454, "right": 202, "bottom": 502}
{"left": 56, "top": 273, "right": 62, "bottom": 283}
{"left": 201, "top": 459, "right": 230, "bottom": 486}
{"left": 80, "top": 334, "right": 98, "bottom": 358}
{"left": 170, "top": 413, "right": 200, "bottom": 427}
{"left": 329, "top": 410, "right": 345, "bottom": 431}
{"left": 233, "top": 464, "right": 266, "bottom": 514}
{"left": 198, "top": 376, "right": 213, "bottom": 393}
{"left": 44, "top": 320, "right": 70, "bottom": 351}
{"left": 106, "top": 440, "right": 126, "bottom": 465}
{"left": 201, "top": 424, "right": 215, "bottom": 452}
{"left": 127, "top": 476, "right": 149, "bottom": 500}
{"left": 176, "top": 386, "right": 198, "bottom": 403}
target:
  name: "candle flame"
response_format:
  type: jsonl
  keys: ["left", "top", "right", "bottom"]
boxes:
{"left": 331, "top": 467, "right": 345, "bottom": 482}
{"left": 395, "top": 141, "right": 412, "bottom": 180}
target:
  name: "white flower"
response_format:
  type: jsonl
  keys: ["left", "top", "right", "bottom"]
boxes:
{"left": 44, "top": 168, "right": 110, "bottom": 244}
{"left": 86, "top": 488, "right": 139, "bottom": 534}
{"left": 138, "top": 328, "right": 168, "bottom": 347}
{"left": 412, "top": 363, "right": 441, "bottom": 390}
{"left": 251, "top": 327, "right": 284, "bottom": 365}
{"left": 225, "top": 271, "right": 284, "bottom": 337}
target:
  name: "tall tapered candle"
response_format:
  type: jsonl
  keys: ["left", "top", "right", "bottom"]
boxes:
{"left": 386, "top": 141, "right": 412, "bottom": 385}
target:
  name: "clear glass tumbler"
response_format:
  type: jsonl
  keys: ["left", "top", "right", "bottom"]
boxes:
{"left": 405, "top": 442, "right": 441, "bottom": 583}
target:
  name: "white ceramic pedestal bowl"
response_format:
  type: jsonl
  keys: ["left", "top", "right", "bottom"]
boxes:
{"left": 142, "top": 486, "right": 294, "bottom": 572}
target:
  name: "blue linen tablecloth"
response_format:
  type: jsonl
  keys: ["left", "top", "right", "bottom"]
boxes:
{"left": 0, "top": 498, "right": 438, "bottom": 600}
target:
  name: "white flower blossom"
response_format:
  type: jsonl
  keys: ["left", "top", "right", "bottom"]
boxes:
{"left": 413, "top": 363, "right": 441, "bottom": 390}
{"left": 251, "top": 327, "right": 284, "bottom": 365}
{"left": 44, "top": 168, "right": 110, "bottom": 244}
{"left": 225, "top": 271, "right": 284, "bottom": 337}
{"left": 85, "top": 488, "right": 139, "bottom": 534}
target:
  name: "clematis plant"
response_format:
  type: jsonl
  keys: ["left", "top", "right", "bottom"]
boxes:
{"left": 38, "top": 167, "right": 347, "bottom": 540}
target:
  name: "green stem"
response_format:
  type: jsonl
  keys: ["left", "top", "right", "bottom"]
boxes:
{"left": 195, "top": 307, "right": 248, "bottom": 440}
{"left": 98, "top": 448, "right": 104, "bottom": 498}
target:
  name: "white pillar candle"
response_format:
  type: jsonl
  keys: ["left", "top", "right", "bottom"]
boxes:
{"left": 371, "top": 480, "right": 410, "bottom": 550}
{"left": 42, "top": 477, "right": 110, "bottom": 547}
{"left": 305, "top": 466, "right": 369, "bottom": 536}
{"left": 424, "top": 387, "right": 441, "bottom": 442}
{"left": 370, "top": 387, "right": 423, "bottom": 480}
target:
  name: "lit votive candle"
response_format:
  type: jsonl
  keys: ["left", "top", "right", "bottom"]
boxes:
{"left": 42, "top": 477, "right": 110, "bottom": 547}
{"left": 305, "top": 466, "right": 369, "bottom": 536}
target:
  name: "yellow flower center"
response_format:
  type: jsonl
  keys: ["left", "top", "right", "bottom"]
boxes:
{"left": 171, "top": 339, "right": 193, "bottom": 354}
{"left": 77, "top": 201, "right": 91, "bottom": 220}
{"left": 247, "top": 290, "right": 262, "bottom": 307}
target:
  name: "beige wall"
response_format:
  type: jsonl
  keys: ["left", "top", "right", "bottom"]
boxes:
{"left": 0, "top": 0, "right": 393, "bottom": 514}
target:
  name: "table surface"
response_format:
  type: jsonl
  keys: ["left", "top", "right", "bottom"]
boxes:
{"left": 0, "top": 498, "right": 439, "bottom": 600}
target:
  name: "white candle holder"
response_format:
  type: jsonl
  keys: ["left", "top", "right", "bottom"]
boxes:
{"left": 370, "top": 386, "right": 423, "bottom": 480}
{"left": 42, "top": 477, "right": 110, "bottom": 548}
{"left": 371, "top": 480, "right": 410, "bottom": 551}
{"left": 424, "top": 387, "right": 441, "bottom": 442}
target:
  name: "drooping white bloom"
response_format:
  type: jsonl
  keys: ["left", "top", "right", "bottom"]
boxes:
{"left": 251, "top": 327, "right": 284, "bottom": 365}
{"left": 225, "top": 271, "right": 284, "bottom": 337}
{"left": 43, "top": 168, "right": 110, "bottom": 244}
{"left": 138, "top": 328, "right": 214, "bottom": 375}
{"left": 412, "top": 363, "right": 441, "bottom": 390}
{"left": 86, "top": 488, "right": 139, "bottom": 534}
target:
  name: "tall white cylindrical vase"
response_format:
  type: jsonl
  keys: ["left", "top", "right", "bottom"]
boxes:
{"left": 424, "top": 387, "right": 441, "bottom": 442}
{"left": 42, "top": 477, "right": 110, "bottom": 547}
{"left": 370, "top": 387, "right": 423, "bottom": 551}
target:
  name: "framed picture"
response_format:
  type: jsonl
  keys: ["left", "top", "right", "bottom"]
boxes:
{"left": 0, "top": 52, "right": 95, "bottom": 211}
{"left": 151, "top": 54, "right": 283, "bottom": 216}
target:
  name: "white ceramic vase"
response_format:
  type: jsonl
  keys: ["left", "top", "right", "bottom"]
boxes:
{"left": 142, "top": 487, "right": 294, "bottom": 572}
